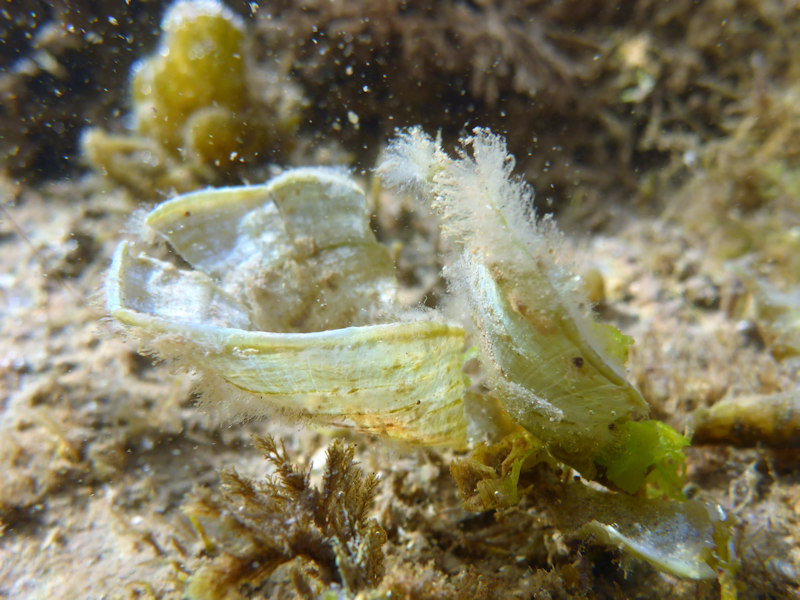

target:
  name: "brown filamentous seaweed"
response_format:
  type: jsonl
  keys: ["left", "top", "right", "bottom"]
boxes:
{"left": 181, "top": 435, "right": 386, "bottom": 599}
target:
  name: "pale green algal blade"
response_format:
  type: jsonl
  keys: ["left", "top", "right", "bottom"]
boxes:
{"left": 562, "top": 484, "right": 720, "bottom": 580}
{"left": 105, "top": 167, "right": 469, "bottom": 446}
{"left": 144, "top": 168, "right": 398, "bottom": 332}
{"left": 378, "top": 128, "right": 648, "bottom": 476}
{"left": 145, "top": 168, "right": 374, "bottom": 274}
{"left": 108, "top": 293, "right": 467, "bottom": 445}
{"left": 106, "top": 241, "right": 254, "bottom": 330}
{"left": 466, "top": 256, "right": 647, "bottom": 473}
{"left": 145, "top": 183, "right": 288, "bottom": 283}
{"left": 453, "top": 431, "right": 728, "bottom": 582}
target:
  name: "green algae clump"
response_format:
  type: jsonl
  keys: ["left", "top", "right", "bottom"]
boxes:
{"left": 84, "top": 0, "right": 302, "bottom": 194}
{"left": 132, "top": 0, "right": 249, "bottom": 166}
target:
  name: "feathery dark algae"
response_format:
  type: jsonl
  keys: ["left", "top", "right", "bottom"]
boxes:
{"left": 2, "top": 1, "right": 800, "bottom": 598}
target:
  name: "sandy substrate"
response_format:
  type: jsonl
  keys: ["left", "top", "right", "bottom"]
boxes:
{"left": 1, "top": 167, "right": 798, "bottom": 599}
